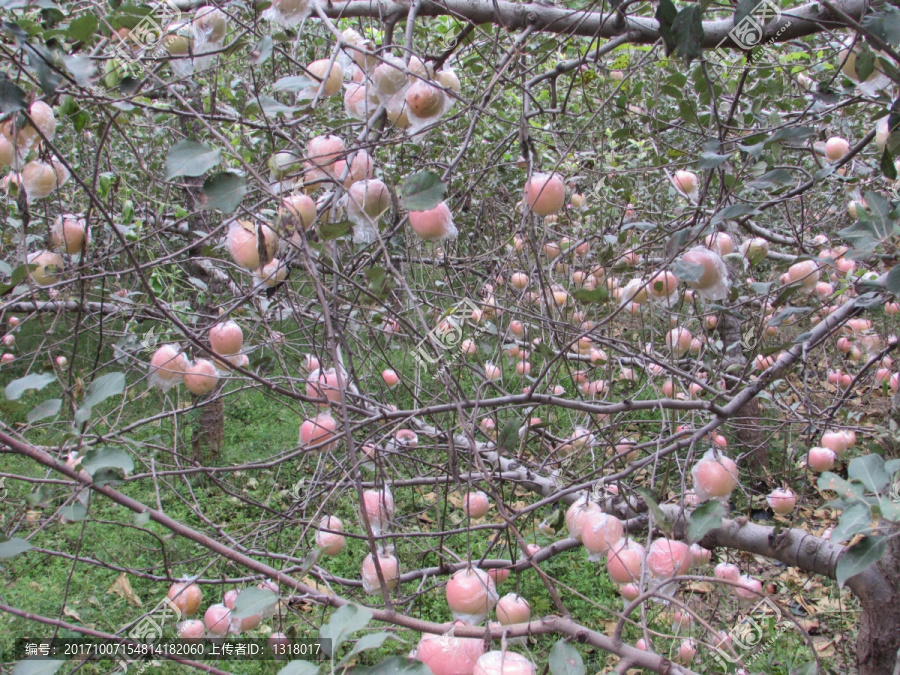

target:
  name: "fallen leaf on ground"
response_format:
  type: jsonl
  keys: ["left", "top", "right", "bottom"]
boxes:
{"left": 106, "top": 573, "right": 142, "bottom": 607}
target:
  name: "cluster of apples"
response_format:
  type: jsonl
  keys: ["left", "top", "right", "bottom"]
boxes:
{"left": 223, "top": 219, "right": 290, "bottom": 287}
{"left": 1, "top": 100, "right": 70, "bottom": 203}
{"left": 168, "top": 579, "right": 284, "bottom": 642}
{"left": 156, "top": 7, "right": 229, "bottom": 76}
{"left": 23, "top": 215, "right": 90, "bottom": 290}
{"left": 337, "top": 28, "right": 460, "bottom": 135}
{"left": 415, "top": 627, "right": 536, "bottom": 675}
{"left": 147, "top": 320, "right": 247, "bottom": 394}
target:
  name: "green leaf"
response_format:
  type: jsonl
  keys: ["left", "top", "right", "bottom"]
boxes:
{"left": 549, "top": 639, "right": 584, "bottom": 675}
{"left": 165, "top": 140, "right": 222, "bottom": 180}
{"left": 881, "top": 149, "right": 897, "bottom": 180}
{"left": 74, "top": 372, "right": 126, "bottom": 425}
{"left": 80, "top": 446, "right": 134, "bottom": 477}
{"left": 571, "top": 287, "right": 608, "bottom": 304}
{"left": 697, "top": 151, "right": 729, "bottom": 169}
{"left": 672, "top": 6, "right": 703, "bottom": 64}
{"left": 27, "top": 398, "right": 61, "bottom": 423}
{"left": 320, "top": 220, "right": 353, "bottom": 241}
{"left": 0, "top": 75, "right": 27, "bottom": 113}
{"left": 748, "top": 169, "right": 794, "bottom": 189}
{"left": 399, "top": 171, "right": 446, "bottom": 211}
{"left": 11, "top": 659, "right": 65, "bottom": 675}
{"left": 367, "top": 657, "right": 431, "bottom": 675}
{"left": 0, "top": 262, "right": 38, "bottom": 294}
{"left": 885, "top": 265, "right": 900, "bottom": 297}
{"left": 68, "top": 14, "right": 98, "bottom": 42}
{"left": 635, "top": 487, "right": 672, "bottom": 535}
{"left": 199, "top": 172, "right": 247, "bottom": 214}
{"left": 60, "top": 502, "right": 87, "bottom": 522}
{"left": 789, "top": 662, "right": 819, "bottom": 675}
{"left": 338, "top": 632, "right": 405, "bottom": 667}
{"left": 855, "top": 47, "right": 876, "bottom": 82}
{"left": 251, "top": 35, "right": 274, "bottom": 65}
{"left": 687, "top": 500, "right": 725, "bottom": 542}
{"left": 878, "top": 496, "right": 900, "bottom": 521}
{"left": 273, "top": 76, "right": 313, "bottom": 92}
{"left": 23, "top": 43, "right": 60, "bottom": 96}
{"left": 818, "top": 472, "right": 865, "bottom": 500}
{"left": 6, "top": 373, "right": 57, "bottom": 400}
{"left": 278, "top": 663, "right": 321, "bottom": 675}
{"left": 885, "top": 459, "right": 900, "bottom": 475}
{"left": 711, "top": 204, "right": 761, "bottom": 225}
{"left": 767, "top": 126, "right": 815, "bottom": 145}
{"left": 655, "top": 0, "right": 677, "bottom": 54}
{"left": 831, "top": 502, "right": 872, "bottom": 544}
{"left": 836, "top": 535, "right": 887, "bottom": 588}
{"left": 848, "top": 455, "right": 890, "bottom": 493}
{"left": 863, "top": 5, "right": 900, "bottom": 45}
{"left": 232, "top": 587, "right": 278, "bottom": 619}
{"left": 319, "top": 604, "right": 373, "bottom": 657}
{"left": 670, "top": 259, "right": 705, "bottom": 284}
{"left": 498, "top": 418, "right": 521, "bottom": 453}
{"left": 0, "top": 535, "right": 33, "bottom": 559}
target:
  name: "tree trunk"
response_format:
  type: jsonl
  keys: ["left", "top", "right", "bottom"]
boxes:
{"left": 192, "top": 395, "right": 224, "bottom": 465}
{"left": 717, "top": 311, "right": 769, "bottom": 481}
{"left": 852, "top": 527, "right": 900, "bottom": 674}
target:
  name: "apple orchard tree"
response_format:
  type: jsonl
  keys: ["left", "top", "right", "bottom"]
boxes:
{"left": 4, "top": 0, "right": 900, "bottom": 672}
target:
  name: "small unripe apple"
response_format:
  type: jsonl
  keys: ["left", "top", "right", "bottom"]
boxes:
{"left": 168, "top": 581, "right": 203, "bottom": 617}
{"left": 307, "top": 134, "right": 345, "bottom": 171}
{"left": 714, "top": 562, "right": 740, "bottom": 582}
{"left": 483, "top": 362, "right": 501, "bottom": 381}
{"left": 406, "top": 80, "right": 446, "bottom": 118}
{"left": 178, "top": 619, "right": 206, "bottom": 638}
{"left": 678, "top": 639, "right": 697, "bottom": 664}
{"left": 27, "top": 250, "right": 64, "bottom": 286}
{"left": 210, "top": 320, "right": 243, "bottom": 355}
{"left": 495, "top": 593, "right": 530, "bottom": 625}
{"left": 361, "top": 552, "right": 400, "bottom": 594}
{"left": 51, "top": 214, "right": 87, "bottom": 254}
{"left": 361, "top": 487, "right": 394, "bottom": 534}
{"left": 382, "top": 369, "right": 400, "bottom": 389}
{"left": 150, "top": 345, "right": 189, "bottom": 382}
{"left": 204, "top": 603, "right": 231, "bottom": 636}
{"left": 825, "top": 137, "right": 850, "bottom": 161}
{"left": 767, "top": 488, "right": 796, "bottom": 514}
{"left": 315, "top": 515, "right": 345, "bottom": 555}
{"left": 581, "top": 512, "right": 624, "bottom": 559}
{"left": 55, "top": 356, "right": 67, "bottom": 367}
{"left": 409, "top": 201, "right": 455, "bottom": 241}
{"left": 299, "top": 412, "right": 337, "bottom": 450}
{"left": 464, "top": 490, "right": 490, "bottom": 518}
{"left": 646, "top": 538, "right": 692, "bottom": 578}
{"left": 184, "top": 359, "right": 219, "bottom": 395}
{"left": 692, "top": 451, "right": 739, "bottom": 501}
{"left": 524, "top": 173, "right": 565, "bottom": 216}
{"left": 473, "top": 651, "right": 535, "bottom": 675}
{"left": 673, "top": 170, "right": 698, "bottom": 198}
{"left": 606, "top": 540, "right": 644, "bottom": 584}
{"left": 734, "top": 574, "right": 763, "bottom": 602}
{"left": 705, "top": 232, "right": 734, "bottom": 255}
{"left": 307, "top": 59, "right": 344, "bottom": 96}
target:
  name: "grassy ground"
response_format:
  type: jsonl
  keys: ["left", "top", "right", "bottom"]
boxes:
{"left": 0, "top": 303, "right": 863, "bottom": 674}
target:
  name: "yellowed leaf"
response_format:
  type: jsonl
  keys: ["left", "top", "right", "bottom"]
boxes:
{"left": 62, "top": 605, "right": 83, "bottom": 623}
{"left": 814, "top": 639, "right": 835, "bottom": 657}
{"left": 686, "top": 581, "right": 713, "bottom": 593}
{"left": 106, "top": 573, "right": 142, "bottom": 607}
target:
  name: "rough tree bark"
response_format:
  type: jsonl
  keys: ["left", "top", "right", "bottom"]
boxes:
{"left": 854, "top": 528, "right": 900, "bottom": 675}
{"left": 717, "top": 311, "right": 769, "bottom": 482}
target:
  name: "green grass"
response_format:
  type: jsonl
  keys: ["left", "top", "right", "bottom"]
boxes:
{"left": 0, "top": 291, "right": 866, "bottom": 675}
